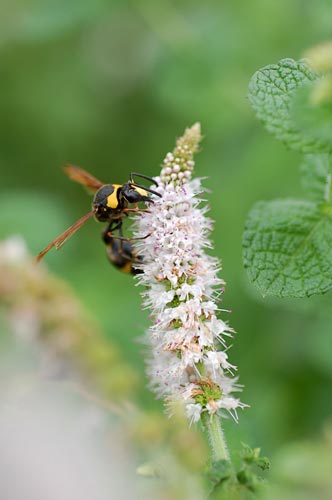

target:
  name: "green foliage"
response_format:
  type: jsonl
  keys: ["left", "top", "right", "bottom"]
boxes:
{"left": 236, "top": 443, "right": 270, "bottom": 494}
{"left": 206, "top": 444, "right": 270, "bottom": 498}
{"left": 243, "top": 199, "right": 332, "bottom": 297}
{"left": 300, "top": 154, "right": 332, "bottom": 201}
{"left": 292, "top": 77, "right": 332, "bottom": 147}
{"left": 206, "top": 459, "right": 233, "bottom": 488}
{"left": 248, "top": 59, "right": 323, "bottom": 153}
{"left": 239, "top": 443, "right": 271, "bottom": 472}
{"left": 245, "top": 56, "right": 332, "bottom": 297}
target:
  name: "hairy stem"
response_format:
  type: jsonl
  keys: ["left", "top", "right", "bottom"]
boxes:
{"left": 202, "top": 412, "right": 231, "bottom": 463}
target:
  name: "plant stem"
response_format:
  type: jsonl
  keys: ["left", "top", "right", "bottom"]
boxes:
{"left": 197, "top": 362, "right": 232, "bottom": 464}
{"left": 202, "top": 412, "right": 231, "bottom": 463}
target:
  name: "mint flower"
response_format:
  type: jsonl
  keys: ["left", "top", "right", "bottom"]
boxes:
{"left": 134, "top": 124, "right": 246, "bottom": 424}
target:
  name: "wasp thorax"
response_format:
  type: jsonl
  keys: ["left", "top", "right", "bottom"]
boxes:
{"left": 93, "top": 184, "right": 118, "bottom": 221}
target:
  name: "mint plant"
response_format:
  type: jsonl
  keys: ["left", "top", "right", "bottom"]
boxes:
{"left": 244, "top": 56, "right": 332, "bottom": 298}
{"left": 133, "top": 125, "right": 271, "bottom": 497}
{"left": 134, "top": 124, "right": 246, "bottom": 460}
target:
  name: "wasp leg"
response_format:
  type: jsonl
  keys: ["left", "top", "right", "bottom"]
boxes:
{"left": 103, "top": 225, "right": 143, "bottom": 274}
{"left": 123, "top": 208, "right": 151, "bottom": 213}
{"left": 102, "top": 220, "right": 123, "bottom": 244}
{"left": 104, "top": 232, "right": 152, "bottom": 242}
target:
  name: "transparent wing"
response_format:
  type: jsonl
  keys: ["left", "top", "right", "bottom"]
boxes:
{"left": 64, "top": 164, "right": 104, "bottom": 192}
{"left": 36, "top": 210, "right": 95, "bottom": 262}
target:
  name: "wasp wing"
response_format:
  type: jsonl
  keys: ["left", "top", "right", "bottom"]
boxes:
{"left": 64, "top": 164, "right": 104, "bottom": 192}
{"left": 36, "top": 210, "right": 95, "bottom": 262}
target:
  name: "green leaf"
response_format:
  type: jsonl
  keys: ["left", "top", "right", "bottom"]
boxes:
{"left": 206, "top": 459, "right": 232, "bottom": 486}
{"left": 243, "top": 199, "right": 332, "bottom": 297}
{"left": 292, "top": 78, "right": 332, "bottom": 150}
{"left": 236, "top": 468, "right": 259, "bottom": 492}
{"left": 248, "top": 58, "right": 328, "bottom": 153}
{"left": 300, "top": 153, "right": 332, "bottom": 202}
{"left": 240, "top": 443, "right": 271, "bottom": 471}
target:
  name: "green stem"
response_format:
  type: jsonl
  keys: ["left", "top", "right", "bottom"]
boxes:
{"left": 197, "top": 362, "right": 232, "bottom": 464}
{"left": 202, "top": 412, "right": 231, "bottom": 463}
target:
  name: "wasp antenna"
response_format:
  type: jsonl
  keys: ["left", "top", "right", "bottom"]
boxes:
{"left": 130, "top": 172, "right": 159, "bottom": 187}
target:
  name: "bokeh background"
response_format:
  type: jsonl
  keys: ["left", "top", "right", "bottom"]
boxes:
{"left": 1, "top": 0, "right": 332, "bottom": 494}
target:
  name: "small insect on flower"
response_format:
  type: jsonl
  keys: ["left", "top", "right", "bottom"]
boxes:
{"left": 36, "top": 165, "right": 161, "bottom": 271}
{"left": 102, "top": 229, "right": 143, "bottom": 275}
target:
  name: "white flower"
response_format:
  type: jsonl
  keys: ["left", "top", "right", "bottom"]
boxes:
{"left": 134, "top": 124, "right": 245, "bottom": 423}
{"left": 186, "top": 403, "right": 203, "bottom": 425}
{"left": 205, "top": 351, "right": 236, "bottom": 375}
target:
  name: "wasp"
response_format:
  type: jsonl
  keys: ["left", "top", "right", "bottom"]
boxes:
{"left": 36, "top": 165, "right": 161, "bottom": 268}
{"left": 103, "top": 228, "right": 143, "bottom": 274}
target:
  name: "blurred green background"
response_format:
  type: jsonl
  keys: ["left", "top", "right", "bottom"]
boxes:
{"left": 1, "top": 0, "right": 332, "bottom": 468}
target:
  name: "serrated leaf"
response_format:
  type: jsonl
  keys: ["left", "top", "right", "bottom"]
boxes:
{"left": 300, "top": 153, "right": 332, "bottom": 202}
{"left": 243, "top": 199, "right": 332, "bottom": 297}
{"left": 248, "top": 58, "right": 329, "bottom": 153}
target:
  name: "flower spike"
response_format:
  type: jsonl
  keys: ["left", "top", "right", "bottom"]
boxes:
{"left": 134, "top": 123, "right": 246, "bottom": 423}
